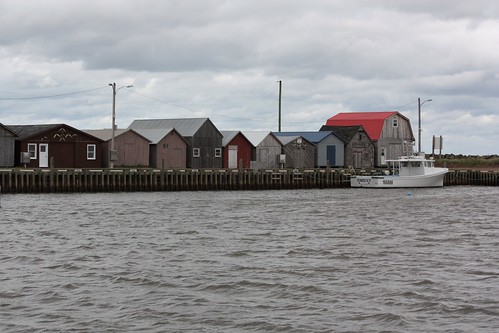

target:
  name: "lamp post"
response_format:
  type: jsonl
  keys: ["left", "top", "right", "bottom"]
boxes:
{"left": 109, "top": 82, "right": 133, "bottom": 168}
{"left": 417, "top": 97, "right": 432, "bottom": 153}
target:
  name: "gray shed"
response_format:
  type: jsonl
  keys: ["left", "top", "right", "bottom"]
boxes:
{"left": 324, "top": 111, "right": 414, "bottom": 167}
{"left": 275, "top": 135, "right": 316, "bottom": 169}
{"left": 274, "top": 131, "right": 344, "bottom": 167}
{"left": 321, "top": 125, "right": 375, "bottom": 168}
{"left": 242, "top": 131, "right": 282, "bottom": 169}
{"left": 0, "top": 123, "right": 17, "bottom": 167}
{"left": 129, "top": 118, "right": 222, "bottom": 168}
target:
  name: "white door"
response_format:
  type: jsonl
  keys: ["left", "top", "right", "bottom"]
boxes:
{"left": 380, "top": 147, "right": 386, "bottom": 165}
{"left": 354, "top": 152, "right": 362, "bottom": 168}
{"left": 228, "top": 145, "right": 238, "bottom": 168}
{"left": 39, "top": 144, "right": 49, "bottom": 167}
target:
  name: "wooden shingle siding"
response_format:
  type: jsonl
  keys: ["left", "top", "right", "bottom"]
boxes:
{"left": 279, "top": 137, "right": 315, "bottom": 169}
{"left": 324, "top": 111, "right": 415, "bottom": 167}
{"left": 320, "top": 125, "right": 375, "bottom": 168}
{"left": 273, "top": 131, "right": 345, "bottom": 168}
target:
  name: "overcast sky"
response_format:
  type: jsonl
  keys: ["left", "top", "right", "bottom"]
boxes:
{"left": 1, "top": 0, "right": 498, "bottom": 155}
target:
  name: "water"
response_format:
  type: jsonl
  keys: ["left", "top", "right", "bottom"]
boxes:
{"left": 1, "top": 187, "right": 499, "bottom": 332}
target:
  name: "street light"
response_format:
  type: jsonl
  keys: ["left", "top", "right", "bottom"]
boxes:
{"left": 109, "top": 82, "right": 133, "bottom": 168}
{"left": 418, "top": 97, "right": 432, "bottom": 153}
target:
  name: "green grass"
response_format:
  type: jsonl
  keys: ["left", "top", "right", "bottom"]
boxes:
{"left": 434, "top": 155, "right": 499, "bottom": 169}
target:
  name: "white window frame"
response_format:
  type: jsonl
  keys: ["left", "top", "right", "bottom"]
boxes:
{"left": 193, "top": 148, "right": 200, "bottom": 158}
{"left": 87, "top": 144, "right": 96, "bottom": 160}
{"left": 28, "top": 143, "right": 37, "bottom": 159}
{"left": 215, "top": 148, "right": 222, "bottom": 158}
{"left": 392, "top": 118, "right": 398, "bottom": 127}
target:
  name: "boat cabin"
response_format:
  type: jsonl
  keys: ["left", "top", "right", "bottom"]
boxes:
{"left": 387, "top": 154, "right": 436, "bottom": 176}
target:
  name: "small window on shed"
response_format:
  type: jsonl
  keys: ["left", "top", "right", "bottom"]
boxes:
{"left": 392, "top": 118, "right": 398, "bottom": 127}
{"left": 87, "top": 144, "right": 96, "bottom": 160}
{"left": 193, "top": 148, "right": 200, "bottom": 158}
{"left": 215, "top": 148, "right": 222, "bottom": 158}
{"left": 28, "top": 143, "right": 37, "bottom": 159}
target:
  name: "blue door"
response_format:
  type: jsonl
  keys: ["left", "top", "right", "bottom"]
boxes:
{"left": 326, "top": 145, "right": 336, "bottom": 166}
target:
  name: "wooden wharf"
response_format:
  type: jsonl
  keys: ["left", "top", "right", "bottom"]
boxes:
{"left": 0, "top": 168, "right": 497, "bottom": 193}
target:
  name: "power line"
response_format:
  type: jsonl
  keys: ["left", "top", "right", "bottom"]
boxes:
{"left": 0, "top": 84, "right": 322, "bottom": 126}
{"left": 0, "top": 86, "right": 108, "bottom": 100}
{"left": 128, "top": 90, "right": 199, "bottom": 113}
{"left": 129, "top": 89, "right": 323, "bottom": 125}
{"left": 130, "top": 90, "right": 265, "bottom": 122}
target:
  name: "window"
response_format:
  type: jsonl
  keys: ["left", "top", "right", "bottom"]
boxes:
{"left": 193, "top": 148, "right": 200, "bottom": 157}
{"left": 28, "top": 143, "right": 37, "bottom": 159}
{"left": 215, "top": 148, "right": 222, "bottom": 158}
{"left": 392, "top": 118, "right": 398, "bottom": 127}
{"left": 87, "top": 144, "right": 96, "bottom": 160}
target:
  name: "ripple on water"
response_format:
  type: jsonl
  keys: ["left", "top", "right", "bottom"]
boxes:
{"left": 1, "top": 188, "right": 499, "bottom": 332}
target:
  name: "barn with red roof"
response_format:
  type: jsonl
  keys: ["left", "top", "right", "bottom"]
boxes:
{"left": 325, "top": 111, "right": 414, "bottom": 166}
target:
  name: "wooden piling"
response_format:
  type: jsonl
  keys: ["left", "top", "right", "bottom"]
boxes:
{"left": 0, "top": 167, "right": 496, "bottom": 193}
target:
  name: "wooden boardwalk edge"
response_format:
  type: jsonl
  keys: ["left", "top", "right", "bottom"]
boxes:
{"left": 0, "top": 168, "right": 497, "bottom": 193}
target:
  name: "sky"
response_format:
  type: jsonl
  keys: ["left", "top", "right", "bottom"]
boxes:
{"left": 0, "top": 0, "right": 498, "bottom": 155}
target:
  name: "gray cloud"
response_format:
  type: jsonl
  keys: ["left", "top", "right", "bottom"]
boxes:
{"left": 1, "top": 0, "right": 498, "bottom": 154}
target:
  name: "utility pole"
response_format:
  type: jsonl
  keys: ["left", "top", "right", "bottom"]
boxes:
{"left": 108, "top": 82, "right": 133, "bottom": 168}
{"left": 277, "top": 80, "right": 282, "bottom": 132}
{"left": 110, "top": 82, "right": 116, "bottom": 168}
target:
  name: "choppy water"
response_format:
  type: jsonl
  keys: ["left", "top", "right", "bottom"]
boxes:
{"left": 1, "top": 187, "right": 499, "bottom": 332}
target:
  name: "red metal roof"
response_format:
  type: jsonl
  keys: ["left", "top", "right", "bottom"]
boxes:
{"left": 325, "top": 111, "right": 398, "bottom": 140}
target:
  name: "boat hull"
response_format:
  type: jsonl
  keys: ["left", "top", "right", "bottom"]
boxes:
{"left": 350, "top": 170, "right": 447, "bottom": 188}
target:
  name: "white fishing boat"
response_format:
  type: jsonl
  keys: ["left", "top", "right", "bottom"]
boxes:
{"left": 350, "top": 153, "right": 448, "bottom": 188}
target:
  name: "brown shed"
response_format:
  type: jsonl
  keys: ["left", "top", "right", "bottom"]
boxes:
{"left": 132, "top": 128, "right": 188, "bottom": 169}
{"left": 8, "top": 124, "right": 104, "bottom": 168}
{"left": 85, "top": 128, "right": 151, "bottom": 167}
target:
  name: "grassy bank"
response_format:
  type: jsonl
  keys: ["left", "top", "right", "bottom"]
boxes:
{"left": 434, "top": 155, "right": 499, "bottom": 170}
